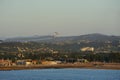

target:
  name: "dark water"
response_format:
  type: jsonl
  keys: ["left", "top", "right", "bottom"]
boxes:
{"left": 0, "top": 69, "right": 120, "bottom": 80}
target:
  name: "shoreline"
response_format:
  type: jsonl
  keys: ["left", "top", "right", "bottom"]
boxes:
{"left": 0, "top": 63, "right": 120, "bottom": 71}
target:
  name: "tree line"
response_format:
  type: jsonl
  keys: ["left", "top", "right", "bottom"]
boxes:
{"left": 0, "top": 52, "right": 120, "bottom": 63}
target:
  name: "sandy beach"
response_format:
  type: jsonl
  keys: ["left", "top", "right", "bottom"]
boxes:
{"left": 0, "top": 63, "right": 120, "bottom": 71}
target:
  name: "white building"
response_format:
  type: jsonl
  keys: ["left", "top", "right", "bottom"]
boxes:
{"left": 81, "top": 47, "right": 94, "bottom": 52}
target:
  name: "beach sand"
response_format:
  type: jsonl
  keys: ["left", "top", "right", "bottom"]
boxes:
{"left": 0, "top": 63, "right": 120, "bottom": 71}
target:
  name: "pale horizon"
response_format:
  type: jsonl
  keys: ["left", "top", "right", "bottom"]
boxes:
{"left": 0, "top": 0, "right": 120, "bottom": 38}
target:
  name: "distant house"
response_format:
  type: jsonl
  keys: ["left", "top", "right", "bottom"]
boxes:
{"left": 32, "top": 60, "right": 38, "bottom": 65}
{"left": 77, "top": 59, "right": 89, "bottom": 63}
{"left": 16, "top": 59, "right": 38, "bottom": 65}
{"left": 0, "top": 59, "right": 12, "bottom": 66}
{"left": 41, "top": 61, "right": 58, "bottom": 65}
{"left": 16, "top": 60, "right": 26, "bottom": 65}
{"left": 81, "top": 47, "right": 94, "bottom": 52}
{"left": 25, "top": 59, "right": 32, "bottom": 66}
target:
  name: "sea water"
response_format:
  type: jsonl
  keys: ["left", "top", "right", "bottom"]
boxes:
{"left": 0, "top": 69, "right": 120, "bottom": 80}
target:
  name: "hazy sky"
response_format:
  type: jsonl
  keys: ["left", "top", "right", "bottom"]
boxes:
{"left": 0, "top": 0, "right": 120, "bottom": 37}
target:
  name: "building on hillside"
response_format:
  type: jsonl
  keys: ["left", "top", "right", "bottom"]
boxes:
{"left": 81, "top": 47, "right": 94, "bottom": 52}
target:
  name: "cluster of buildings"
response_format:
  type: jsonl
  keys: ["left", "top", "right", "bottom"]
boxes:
{"left": 0, "top": 59, "right": 62, "bottom": 66}
{"left": 0, "top": 59, "right": 12, "bottom": 66}
{"left": 0, "top": 59, "right": 38, "bottom": 66}
{"left": 0, "top": 58, "right": 89, "bottom": 67}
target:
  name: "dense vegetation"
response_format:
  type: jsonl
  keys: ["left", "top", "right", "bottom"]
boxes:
{"left": 0, "top": 42, "right": 120, "bottom": 63}
{"left": 0, "top": 52, "right": 120, "bottom": 63}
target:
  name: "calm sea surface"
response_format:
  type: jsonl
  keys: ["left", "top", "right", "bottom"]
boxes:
{"left": 0, "top": 69, "right": 120, "bottom": 80}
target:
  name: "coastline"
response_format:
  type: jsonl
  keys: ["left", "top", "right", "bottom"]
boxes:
{"left": 0, "top": 63, "right": 120, "bottom": 71}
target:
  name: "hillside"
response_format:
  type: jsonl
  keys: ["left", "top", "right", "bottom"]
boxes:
{"left": 4, "top": 33, "right": 120, "bottom": 43}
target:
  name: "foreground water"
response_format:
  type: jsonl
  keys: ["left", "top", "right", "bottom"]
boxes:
{"left": 0, "top": 69, "right": 120, "bottom": 80}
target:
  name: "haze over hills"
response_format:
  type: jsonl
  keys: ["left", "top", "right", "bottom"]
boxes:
{"left": 3, "top": 33, "right": 120, "bottom": 43}
{"left": 0, "top": 33, "right": 120, "bottom": 63}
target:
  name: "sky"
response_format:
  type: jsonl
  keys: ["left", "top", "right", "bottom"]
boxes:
{"left": 0, "top": 0, "right": 120, "bottom": 38}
